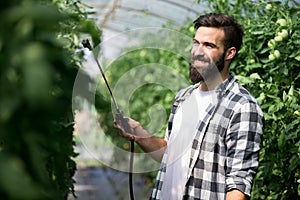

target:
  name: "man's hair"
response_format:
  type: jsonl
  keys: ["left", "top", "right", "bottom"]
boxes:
{"left": 193, "top": 13, "right": 244, "bottom": 52}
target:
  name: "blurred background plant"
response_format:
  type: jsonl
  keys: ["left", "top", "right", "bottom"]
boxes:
{"left": 0, "top": 0, "right": 100, "bottom": 199}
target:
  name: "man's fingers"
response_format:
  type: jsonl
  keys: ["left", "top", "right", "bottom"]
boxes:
{"left": 114, "top": 120, "right": 135, "bottom": 141}
{"left": 114, "top": 120, "right": 127, "bottom": 133}
{"left": 113, "top": 120, "right": 120, "bottom": 129}
{"left": 122, "top": 134, "right": 135, "bottom": 141}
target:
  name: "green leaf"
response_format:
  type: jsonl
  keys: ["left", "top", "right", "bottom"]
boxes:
{"left": 250, "top": 73, "right": 262, "bottom": 80}
{"left": 288, "top": 155, "right": 300, "bottom": 172}
{"left": 252, "top": 31, "right": 265, "bottom": 35}
{"left": 283, "top": 91, "right": 287, "bottom": 102}
{"left": 260, "top": 47, "right": 270, "bottom": 54}
{"left": 278, "top": 131, "right": 285, "bottom": 150}
{"left": 285, "top": 119, "right": 300, "bottom": 134}
{"left": 288, "top": 85, "right": 294, "bottom": 96}
{"left": 247, "top": 63, "right": 263, "bottom": 70}
{"left": 294, "top": 55, "right": 300, "bottom": 61}
{"left": 235, "top": 75, "right": 254, "bottom": 84}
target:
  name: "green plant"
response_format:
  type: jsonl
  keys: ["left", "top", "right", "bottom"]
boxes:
{"left": 0, "top": 0, "right": 100, "bottom": 199}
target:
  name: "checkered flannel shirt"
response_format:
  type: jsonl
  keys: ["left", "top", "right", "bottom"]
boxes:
{"left": 150, "top": 74, "right": 264, "bottom": 200}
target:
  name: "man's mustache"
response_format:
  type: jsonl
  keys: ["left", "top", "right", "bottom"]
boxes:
{"left": 189, "top": 55, "right": 210, "bottom": 66}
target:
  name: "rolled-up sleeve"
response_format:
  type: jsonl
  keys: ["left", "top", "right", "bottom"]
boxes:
{"left": 225, "top": 101, "right": 264, "bottom": 196}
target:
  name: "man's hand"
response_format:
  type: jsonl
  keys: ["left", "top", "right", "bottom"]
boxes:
{"left": 114, "top": 117, "right": 141, "bottom": 141}
{"left": 113, "top": 117, "right": 167, "bottom": 162}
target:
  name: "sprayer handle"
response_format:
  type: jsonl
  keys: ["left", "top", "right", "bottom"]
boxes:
{"left": 115, "top": 111, "right": 131, "bottom": 134}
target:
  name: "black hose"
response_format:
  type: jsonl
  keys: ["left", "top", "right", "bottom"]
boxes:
{"left": 129, "top": 140, "right": 135, "bottom": 200}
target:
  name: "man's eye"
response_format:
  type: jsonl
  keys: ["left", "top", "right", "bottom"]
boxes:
{"left": 205, "top": 43, "right": 216, "bottom": 48}
{"left": 193, "top": 41, "right": 199, "bottom": 46}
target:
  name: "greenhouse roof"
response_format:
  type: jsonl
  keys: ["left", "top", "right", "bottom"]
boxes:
{"left": 83, "top": 0, "right": 208, "bottom": 59}
{"left": 86, "top": 0, "right": 207, "bottom": 33}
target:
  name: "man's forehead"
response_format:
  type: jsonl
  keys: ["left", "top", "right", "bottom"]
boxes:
{"left": 194, "top": 27, "right": 225, "bottom": 43}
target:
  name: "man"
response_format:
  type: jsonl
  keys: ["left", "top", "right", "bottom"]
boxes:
{"left": 114, "top": 13, "right": 264, "bottom": 200}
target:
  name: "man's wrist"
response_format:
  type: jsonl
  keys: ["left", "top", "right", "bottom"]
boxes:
{"left": 133, "top": 126, "right": 151, "bottom": 142}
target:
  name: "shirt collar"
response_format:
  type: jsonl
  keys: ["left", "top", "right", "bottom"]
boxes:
{"left": 181, "top": 74, "right": 236, "bottom": 102}
{"left": 215, "top": 73, "right": 236, "bottom": 99}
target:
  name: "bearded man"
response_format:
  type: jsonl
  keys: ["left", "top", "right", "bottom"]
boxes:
{"left": 115, "top": 13, "right": 264, "bottom": 200}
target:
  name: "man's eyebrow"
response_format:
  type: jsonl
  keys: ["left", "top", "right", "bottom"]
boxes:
{"left": 203, "top": 42, "right": 218, "bottom": 48}
{"left": 192, "top": 39, "right": 219, "bottom": 48}
{"left": 193, "top": 38, "right": 199, "bottom": 43}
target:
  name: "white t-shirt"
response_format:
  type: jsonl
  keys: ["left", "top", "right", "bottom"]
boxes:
{"left": 161, "top": 88, "right": 214, "bottom": 200}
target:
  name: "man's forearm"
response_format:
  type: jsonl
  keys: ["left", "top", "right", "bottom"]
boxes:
{"left": 226, "top": 189, "right": 248, "bottom": 200}
{"left": 134, "top": 126, "right": 167, "bottom": 162}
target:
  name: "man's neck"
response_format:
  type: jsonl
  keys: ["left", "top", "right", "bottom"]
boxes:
{"left": 198, "top": 72, "right": 229, "bottom": 91}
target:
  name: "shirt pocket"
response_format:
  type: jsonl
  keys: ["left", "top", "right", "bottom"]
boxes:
{"left": 201, "top": 119, "right": 228, "bottom": 153}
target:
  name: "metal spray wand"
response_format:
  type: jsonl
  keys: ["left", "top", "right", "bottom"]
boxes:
{"left": 82, "top": 39, "right": 135, "bottom": 200}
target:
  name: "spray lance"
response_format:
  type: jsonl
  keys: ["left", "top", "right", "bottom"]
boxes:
{"left": 82, "top": 39, "right": 135, "bottom": 200}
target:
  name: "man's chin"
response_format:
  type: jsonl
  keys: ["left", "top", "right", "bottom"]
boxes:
{"left": 189, "top": 71, "right": 203, "bottom": 83}
{"left": 190, "top": 78, "right": 203, "bottom": 84}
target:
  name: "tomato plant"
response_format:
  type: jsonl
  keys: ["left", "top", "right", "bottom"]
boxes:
{"left": 0, "top": 0, "right": 100, "bottom": 199}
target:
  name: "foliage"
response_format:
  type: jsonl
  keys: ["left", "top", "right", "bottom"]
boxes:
{"left": 0, "top": 0, "right": 100, "bottom": 199}
{"left": 197, "top": 0, "right": 300, "bottom": 199}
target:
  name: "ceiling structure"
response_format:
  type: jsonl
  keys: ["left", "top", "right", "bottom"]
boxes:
{"left": 83, "top": 0, "right": 208, "bottom": 59}
{"left": 86, "top": 0, "right": 207, "bottom": 32}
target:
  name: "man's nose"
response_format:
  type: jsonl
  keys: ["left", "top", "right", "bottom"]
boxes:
{"left": 193, "top": 44, "right": 205, "bottom": 55}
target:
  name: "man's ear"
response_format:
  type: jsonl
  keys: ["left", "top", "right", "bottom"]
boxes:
{"left": 225, "top": 47, "right": 237, "bottom": 61}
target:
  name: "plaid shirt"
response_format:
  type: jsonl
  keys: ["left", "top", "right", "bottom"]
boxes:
{"left": 150, "top": 74, "right": 264, "bottom": 200}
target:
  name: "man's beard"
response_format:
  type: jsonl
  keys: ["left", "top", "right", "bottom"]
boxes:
{"left": 189, "top": 53, "right": 225, "bottom": 84}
